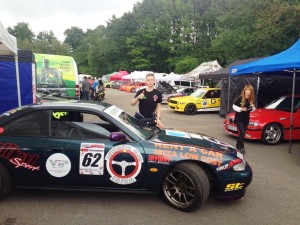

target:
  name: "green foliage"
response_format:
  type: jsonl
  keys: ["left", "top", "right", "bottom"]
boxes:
{"left": 7, "top": 22, "right": 35, "bottom": 42}
{"left": 174, "top": 57, "right": 200, "bottom": 74}
{"left": 8, "top": 0, "right": 300, "bottom": 74}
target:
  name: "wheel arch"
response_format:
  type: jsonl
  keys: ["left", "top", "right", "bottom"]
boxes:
{"left": 0, "top": 160, "right": 14, "bottom": 199}
{"left": 161, "top": 160, "right": 218, "bottom": 189}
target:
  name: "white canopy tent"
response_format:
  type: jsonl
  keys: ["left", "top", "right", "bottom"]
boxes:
{"left": 181, "top": 60, "right": 222, "bottom": 80}
{"left": 0, "top": 20, "right": 21, "bottom": 107}
{"left": 122, "top": 71, "right": 154, "bottom": 81}
{"left": 156, "top": 72, "right": 182, "bottom": 82}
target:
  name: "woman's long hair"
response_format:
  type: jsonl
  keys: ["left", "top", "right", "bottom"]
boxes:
{"left": 241, "top": 85, "right": 255, "bottom": 107}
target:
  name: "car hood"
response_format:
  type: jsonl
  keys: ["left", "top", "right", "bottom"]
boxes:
{"left": 152, "top": 129, "right": 236, "bottom": 153}
{"left": 172, "top": 96, "right": 195, "bottom": 102}
{"left": 228, "top": 108, "right": 290, "bottom": 120}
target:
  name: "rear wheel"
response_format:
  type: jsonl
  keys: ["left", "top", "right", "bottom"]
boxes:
{"left": 0, "top": 163, "right": 13, "bottom": 199}
{"left": 184, "top": 104, "right": 197, "bottom": 115}
{"left": 261, "top": 123, "right": 282, "bottom": 145}
{"left": 162, "top": 163, "right": 210, "bottom": 212}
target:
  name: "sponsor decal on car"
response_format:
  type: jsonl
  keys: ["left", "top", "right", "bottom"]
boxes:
{"left": 105, "top": 145, "right": 144, "bottom": 185}
{"left": 148, "top": 155, "right": 171, "bottom": 164}
{"left": 165, "top": 130, "right": 191, "bottom": 138}
{"left": 224, "top": 183, "right": 245, "bottom": 192}
{"left": 52, "top": 111, "right": 69, "bottom": 119}
{"left": 46, "top": 153, "right": 71, "bottom": 177}
{"left": 154, "top": 143, "right": 224, "bottom": 167}
{"left": 0, "top": 142, "right": 40, "bottom": 171}
{"left": 79, "top": 143, "right": 105, "bottom": 175}
{"left": 216, "top": 158, "right": 243, "bottom": 171}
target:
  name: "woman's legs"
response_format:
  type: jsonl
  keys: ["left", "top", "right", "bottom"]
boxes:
{"left": 236, "top": 121, "right": 247, "bottom": 151}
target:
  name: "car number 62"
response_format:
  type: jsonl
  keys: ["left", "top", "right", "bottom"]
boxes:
{"left": 82, "top": 153, "right": 102, "bottom": 167}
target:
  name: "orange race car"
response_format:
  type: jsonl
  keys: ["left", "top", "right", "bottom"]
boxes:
{"left": 123, "top": 82, "right": 146, "bottom": 93}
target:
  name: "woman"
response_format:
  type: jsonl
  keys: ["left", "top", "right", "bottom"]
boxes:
{"left": 232, "top": 85, "right": 256, "bottom": 154}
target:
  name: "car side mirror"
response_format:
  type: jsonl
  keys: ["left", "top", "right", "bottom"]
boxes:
{"left": 109, "top": 132, "right": 126, "bottom": 142}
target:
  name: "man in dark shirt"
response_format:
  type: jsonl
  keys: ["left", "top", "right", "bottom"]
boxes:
{"left": 82, "top": 76, "right": 90, "bottom": 100}
{"left": 131, "top": 73, "right": 164, "bottom": 128}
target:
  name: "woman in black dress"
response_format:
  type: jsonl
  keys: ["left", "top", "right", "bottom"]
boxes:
{"left": 233, "top": 85, "right": 256, "bottom": 154}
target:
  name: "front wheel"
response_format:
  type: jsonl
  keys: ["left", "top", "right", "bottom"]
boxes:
{"left": 184, "top": 104, "right": 197, "bottom": 115}
{"left": 261, "top": 123, "right": 282, "bottom": 145}
{"left": 0, "top": 163, "right": 13, "bottom": 199}
{"left": 162, "top": 163, "right": 210, "bottom": 212}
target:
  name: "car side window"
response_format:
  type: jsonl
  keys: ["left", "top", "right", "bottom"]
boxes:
{"left": 3, "top": 110, "right": 50, "bottom": 136}
{"left": 51, "top": 111, "right": 115, "bottom": 140}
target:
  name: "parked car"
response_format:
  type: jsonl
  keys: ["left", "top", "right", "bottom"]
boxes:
{"left": 119, "top": 82, "right": 135, "bottom": 91}
{"left": 162, "top": 87, "right": 197, "bottom": 104}
{"left": 112, "top": 80, "right": 129, "bottom": 89}
{"left": 168, "top": 88, "right": 221, "bottom": 115}
{"left": 0, "top": 101, "right": 252, "bottom": 211}
{"left": 224, "top": 96, "right": 300, "bottom": 145}
{"left": 104, "top": 81, "right": 113, "bottom": 88}
{"left": 123, "top": 82, "right": 146, "bottom": 93}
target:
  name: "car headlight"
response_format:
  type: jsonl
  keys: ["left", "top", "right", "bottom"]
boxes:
{"left": 226, "top": 115, "right": 233, "bottom": 121}
{"left": 248, "top": 121, "right": 259, "bottom": 126}
{"left": 233, "top": 160, "right": 246, "bottom": 171}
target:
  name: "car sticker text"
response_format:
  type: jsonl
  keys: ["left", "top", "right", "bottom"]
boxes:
{"left": 0, "top": 142, "right": 40, "bottom": 171}
{"left": 154, "top": 143, "right": 224, "bottom": 167}
{"left": 46, "top": 153, "right": 71, "bottom": 178}
{"left": 80, "top": 143, "right": 105, "bottom": 175}
{"left": 105, "top": 145, "right": 143, "bottom": 185}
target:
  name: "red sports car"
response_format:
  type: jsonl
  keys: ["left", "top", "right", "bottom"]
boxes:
{"left": 224, "top": 96, "right": 300, "bottom": 145}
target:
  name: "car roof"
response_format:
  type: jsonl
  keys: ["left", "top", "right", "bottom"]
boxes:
{"left": 34, "top": 101, "right": 112, "bottom": 111}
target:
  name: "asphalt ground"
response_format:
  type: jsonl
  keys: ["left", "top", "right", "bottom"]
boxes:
{"left": 1, "top": 88, "right": 300, "bottom": 225}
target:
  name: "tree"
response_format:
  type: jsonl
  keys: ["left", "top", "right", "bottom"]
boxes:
{"left": 7, "top": 22, "right": 35, "bottom": 42}
{"left": 64, "top": 27, "right": 85, "bottom": 49}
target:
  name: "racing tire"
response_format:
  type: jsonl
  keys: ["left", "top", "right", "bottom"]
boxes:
{"left": 0, "top": 163, "right": 13, "bottom": 199}
{"left": 261, "top": 123, "right": 283, "bottom": 145}
{"left": 184, "top": 104, "right": 197, "bottom": 115}
{"left": 162, "top": 163, "right": 210, "bottom": 212}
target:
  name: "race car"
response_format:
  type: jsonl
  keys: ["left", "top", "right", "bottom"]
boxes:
{"left": 224, "top": 95, "right": 300, "bottom": 145}
{"left": 0, "top": 101, "right": 252, "bottom": 211}
{"left": 168, "top": 88, "right": 221, "bottom": 115}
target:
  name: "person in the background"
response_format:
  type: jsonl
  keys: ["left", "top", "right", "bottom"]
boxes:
{"left": 93, "top": 78, "right": 99, "bottom": 93}
{"left": 232, "top": 84, "right": 256, "bottom": 154}
{"left": 82, "top": 76, "right": 90, "bottom": 100}
{"left": 131, "top": 73, "right": 164, "bottom": 128}
{"left": 97, "top": 79, "right": 105, "bottom": 92}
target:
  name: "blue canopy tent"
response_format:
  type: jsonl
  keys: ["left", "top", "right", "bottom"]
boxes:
{"left": 230, "top": 39, "right": 300, "bottom": 153}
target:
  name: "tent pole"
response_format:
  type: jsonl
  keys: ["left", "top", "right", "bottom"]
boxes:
{"left": 15, "top": 55, "right": 21, "bottom": 107}
{"left": 288, "top": 70, "right": 296, "bottom": 153}
{"left": 227, "top": 76, "right": 231, "bottom": 113}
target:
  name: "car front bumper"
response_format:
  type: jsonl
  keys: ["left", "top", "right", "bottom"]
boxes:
{"left": 224, "top": 120, "right": 263, "bottom": 140}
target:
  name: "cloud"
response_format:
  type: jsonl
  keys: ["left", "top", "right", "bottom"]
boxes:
{"left": 0, "top": 0, "right": 141, "bottom": 41}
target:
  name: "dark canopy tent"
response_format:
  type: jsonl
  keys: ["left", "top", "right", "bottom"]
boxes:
{"left": 230, "top": 39, "right": 300, "bottom": 152}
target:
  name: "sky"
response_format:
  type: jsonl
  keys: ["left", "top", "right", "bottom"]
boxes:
{"left": 0, "top": 0, "right": 142, "bottom": 41}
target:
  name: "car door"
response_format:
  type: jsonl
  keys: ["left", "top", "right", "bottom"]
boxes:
{"left": 204, "top": 90, "right": 221, "bottom": 108}
{"left": 0, "top": 110, "right": 49, "bottom": 186}
{"left": 39, "top": 110, "right": 147, "bottom": 190}
{"left": 293, "top": 100, "right": 300, "bottom": 139}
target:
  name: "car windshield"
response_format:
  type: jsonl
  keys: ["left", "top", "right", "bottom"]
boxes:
{"left": 176, "top": 88, "right": 186, "bottom": 93}
{"left": 265, "top": 97, "right": 300, "bottom": 112}
{"left": 189, "top": 89, "right": 206, "bottom": 98}
{"left": 104, "top": 106, "right": 155, "bottom": 139}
